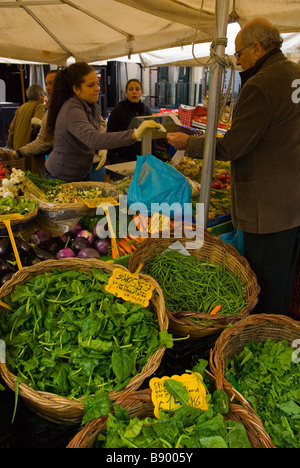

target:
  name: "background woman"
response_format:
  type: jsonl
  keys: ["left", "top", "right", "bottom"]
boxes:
{"left": 45, "top": 63, "right": 159, "bottom": 182}
{"left": 107, "top": 79, "right": 153, "bottom": 164}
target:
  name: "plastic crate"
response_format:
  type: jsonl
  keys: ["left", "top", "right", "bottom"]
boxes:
{"left": 3, "top": 158, "right": 26, "bottom": 172}
{"left": 178, "top": 105, "right": 196, "bottom": 126}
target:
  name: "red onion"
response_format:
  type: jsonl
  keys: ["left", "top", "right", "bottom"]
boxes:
{"left": 30, "top": 230, "right": 53, "bottom": 250}
{"left": 72, "top": 236, "right": 90, "bottom": 253}
{"left": 76, "top": 229, "right": 94, "bottom": 244}
{"left": 58, "top": 248, "right": 76, "bottom": 258}
{"left": 77, "top": 247, "right": 100, "bottom": 259}
{"left": 94, "top": 237, "right": 110, "bottom": 255}
{"left": 70, "top": 222, "right": 84, "bottom": 236}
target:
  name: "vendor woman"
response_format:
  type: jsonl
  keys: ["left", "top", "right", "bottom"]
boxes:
{"left": 44, "top": 63, "right": 159, "bottom": 182}
{"left": 107, "top": 79, "right": 153, "bottom": 164}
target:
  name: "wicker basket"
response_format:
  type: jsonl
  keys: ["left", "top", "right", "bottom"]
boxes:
{"left": 26, "top": 181, "right": 121, "bottom": 220}
{"left": 0, "top": 258, "right": 168, "bottom": 425}
{"left": 128, "top": 231, "right": 260, "bottom": 339}
{"left": 67, "top": 386, "right": 272, "bottom": 448}
{"left": 210, "top": 314, "right": 300, "bottom": 448}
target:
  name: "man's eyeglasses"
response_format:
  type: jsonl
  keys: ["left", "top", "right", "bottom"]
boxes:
{"left": 234, "top": 42, "right": 254, "bottom": 59}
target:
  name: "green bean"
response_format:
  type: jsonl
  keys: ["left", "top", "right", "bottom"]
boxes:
{"left": 144, "top": 249, "right": 247, "bottom": 317}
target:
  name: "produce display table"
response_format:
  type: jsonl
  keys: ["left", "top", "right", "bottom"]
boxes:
{"left": 0, "top": 164, "right": 298, "bottom": 450}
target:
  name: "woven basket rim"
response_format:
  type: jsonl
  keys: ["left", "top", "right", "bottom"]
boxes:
{"left": 210, "top": 313, "right": 300, "bottom": 448}
{"left": 128, "top": 231, "right": 260, "bottom": 336}
{"left": 66, "top": 387, "right": 272, "bottom": 448}
{"left": 25, "top": 181, "right": 121, "bottom": 212}
{"left": 0, "top": 258, "right": 168, "bottom": 424}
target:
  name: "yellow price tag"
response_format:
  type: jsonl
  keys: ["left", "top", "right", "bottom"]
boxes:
{"left": 105, "top": 266, "right": 154, "bottom": 307}
{"left": 22, "top": 178, "right": 48, "bottom": 200}
{"left": 149, "top": 373, "right": 209, "bottom": 418}
{"left": 83, "top": 197, "right": 119, "bottom": 208}
{"left": 0, "top": 213, "right": 24, "bottom": 221}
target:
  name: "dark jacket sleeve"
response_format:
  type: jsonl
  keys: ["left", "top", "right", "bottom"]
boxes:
{"left": 187, "top": 83, "right": 270, "bottom": 162}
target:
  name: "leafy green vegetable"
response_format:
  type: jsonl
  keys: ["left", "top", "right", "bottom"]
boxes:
{"left": 0, "top": 196, "right": 37, "bottom": 215}
{"left": 164, "top": 379, "right": 190, "bottom": 406}
{"left": 225, "top": 339, "right": 300, "bottom": 448}
{"left": 82, "top": 391, "right": 111, "bottom": 425}
{"left": 211, "top": 389, "right": 229, "bottom": 415}
{"left": 0, "top": 268, "right": 172, "bottom": 399}
{"left": 95, "top": 360, "right": 251, "bottom": 449}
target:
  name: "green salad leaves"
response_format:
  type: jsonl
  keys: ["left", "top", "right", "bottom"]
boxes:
{"left": 0, "top": 268, "right": 172, "bottom": 399}
{"left": 96, "top": 361, "right": 251, "bottom": 449}
{"left": 225, "top": 339, "right": 300, "bottom": 448}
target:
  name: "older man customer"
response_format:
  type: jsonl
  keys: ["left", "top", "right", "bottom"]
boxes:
{"left": 167, "top": 18, "right": 300, "bottom": 316}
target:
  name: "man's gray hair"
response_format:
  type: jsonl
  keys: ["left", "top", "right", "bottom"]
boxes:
{"left": 26, "top": 84, "right": 45, "bottom": 101}
{"left": 241, "top": 21, "right": 283, "bottom": 51}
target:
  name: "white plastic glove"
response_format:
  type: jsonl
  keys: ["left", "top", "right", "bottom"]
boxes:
{"left": 133, "top": 120, "right": 161, "bottom": 141}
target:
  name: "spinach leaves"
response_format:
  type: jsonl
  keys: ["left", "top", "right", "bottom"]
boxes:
{"left": 0, "top": 268, "right": 172, "bottom": 399}
{"left": 225, "top": 339, "right": 300, "bottom": 448}
{"left": 96, "top": 361, "right": 251, "bottom": 449}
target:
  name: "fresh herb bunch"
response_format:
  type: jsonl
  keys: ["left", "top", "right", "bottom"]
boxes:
{"left": 225, "top": 339, "right": 300, "bottom": 448}
{"left": 144, "top": 249, "right": 247, "bottom": 316}
{"left": 0, "top": 268, "right": 172, "bottom": 399}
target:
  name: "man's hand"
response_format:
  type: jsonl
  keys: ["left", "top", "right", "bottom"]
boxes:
{"left": 166, "top": 132, "right": 189, "bottom": 150}
{"left": 0, "top": 148, "right": 17, "bottom": 161}
{"left": 133, "top": 120, "right": 161, "bottom": 141}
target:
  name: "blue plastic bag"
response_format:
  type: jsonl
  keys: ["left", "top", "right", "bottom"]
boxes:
{"left": 221, "top": 228, "right": 244, "bottom": 256}
{"left": 127, "top": 153, "right": 191, "bottom": 216}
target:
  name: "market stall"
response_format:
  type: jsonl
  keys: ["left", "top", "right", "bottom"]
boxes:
{"left": 0, "top": 153, "right": 298, "bottom": 449}
{"left": 1, "top": 0, "right": 300, "bottom": 451}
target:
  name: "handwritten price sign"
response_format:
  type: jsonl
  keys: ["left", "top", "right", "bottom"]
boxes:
{"left": 105, "top": 267, "right": 155, "bottom": 307}
{"left": 150, "top": 373, "right": 209, "bottom": 418}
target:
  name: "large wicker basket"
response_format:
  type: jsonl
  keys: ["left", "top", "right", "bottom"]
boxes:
{"left": 128, "top": 230, "right": 260, "bottom": 339}
{"left": 0, "top": 258, "right": 168, "bottom": 425}
{"left": 210, "top": 314, "right": 300, "bottom": 448}
{"left": 67, "top": 387, "right": 273, "bottom": 448}
{"left": 26, "top": 181, "right": 121, "bottom": 220}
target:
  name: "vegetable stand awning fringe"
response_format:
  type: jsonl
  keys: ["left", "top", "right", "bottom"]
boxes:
{"left": 1, "top": 0, "right": 300, "bottom": 65}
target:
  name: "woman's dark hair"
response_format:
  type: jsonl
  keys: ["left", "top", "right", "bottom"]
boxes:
{"left": 126, "top": 79, "right": 142, "bottom": 92}
{"left": 46, "top": 62, "right": 94, "bottom": 138}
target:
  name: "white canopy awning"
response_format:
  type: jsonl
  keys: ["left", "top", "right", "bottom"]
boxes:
{"left": 0, "top": 1, "right": 300, "bottom": 65}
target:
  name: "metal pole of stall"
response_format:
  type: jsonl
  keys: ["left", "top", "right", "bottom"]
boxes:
{"left": 199, "top": 0, "right": 230, "bottom": 227}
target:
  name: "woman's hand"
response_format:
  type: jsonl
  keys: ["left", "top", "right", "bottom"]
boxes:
{"left": 132, "top": 120, "right": 161, "bottom": 141}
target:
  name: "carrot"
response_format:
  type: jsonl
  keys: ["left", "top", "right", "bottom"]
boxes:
{"left": 128, "top": 233, "right": 143, "bottom": 244}
{"left": 116, "top": 245, "right": 126, "bottom": 257}
{"left": 111, "top": 247, "right": 118, "bottom": 259}
{"left": 210, "top": 304, "right": 222, "bottom": 315}
{"left": 133, "top": 215, "right": 141, "bottom": 230}
{"left": 118, "top": 239, "right": 132, "bottom": 254}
